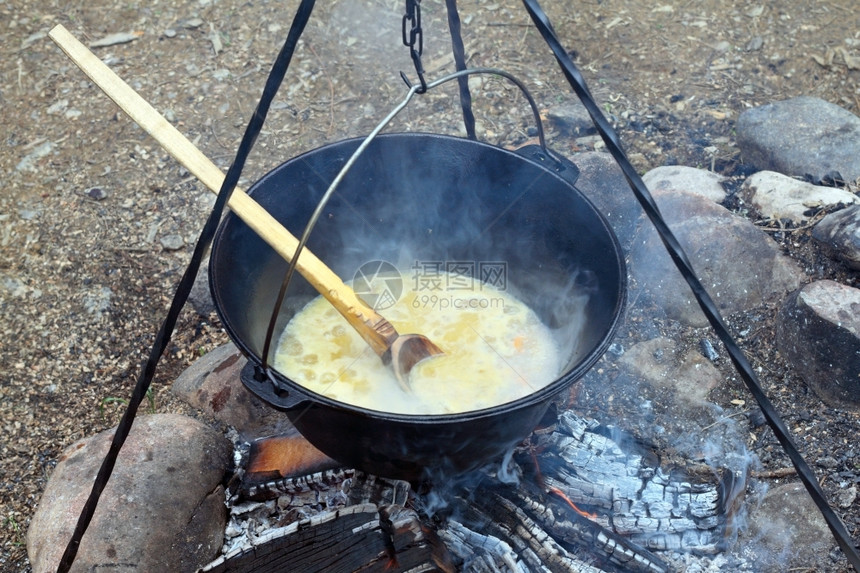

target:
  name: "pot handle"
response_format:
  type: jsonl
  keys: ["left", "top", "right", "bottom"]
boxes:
{"left": 513, "top": 143, "right": 580, "bottom": 186}
{"left": 240, "top": 361, "right": 311, "bottom": 411}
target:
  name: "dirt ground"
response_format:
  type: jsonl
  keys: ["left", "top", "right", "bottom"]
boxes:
{"left": 2, "top": 0, "right": 859, "bottom": 571}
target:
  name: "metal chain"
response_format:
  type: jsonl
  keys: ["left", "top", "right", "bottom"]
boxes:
{"left": 401, "top": 0, "right": 427, "bottom": 92}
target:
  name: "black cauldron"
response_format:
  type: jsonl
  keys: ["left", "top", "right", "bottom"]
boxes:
{"left": 209, "top": 133, "right": 625, "bottom": 482}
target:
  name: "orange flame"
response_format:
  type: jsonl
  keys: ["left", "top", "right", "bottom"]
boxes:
{"left": 548, "top": 486, "right": 598, "bottom": 520}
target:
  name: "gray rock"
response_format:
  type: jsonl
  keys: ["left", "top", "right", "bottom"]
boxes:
{"left": 82, "top": 286, "right": 113, "bottom": 318}
{"left": 85, "top": 187, "right": 109, "bottom": 201}
{"left": 545, "top": 101, "right": 597, "bottom": 136}
{"left": 172, "top": 342, "right": 291, "bottom": 438}
{"left": 587, "top": 335, "right": 750, "bottom": 476}
{"left": 618, "top": 337, "right": 722, "bottom": 405}
{"left": 740, "top": 171, "right": 859, "bottom": 224}
{"left": 741, "top": 482, "right": 834, "bottom": 571}
{"left": 160, "top": 233, "right": 185, "bottom": 251}
{"left": 630, "top": 190, "right": 803, "bottom": 326}
{"left": 570, "top": 151, "right": 643, "bottom": 247}
{"left": 776, "top": 280, "right": 860, "bottom": 411}
{"left": 27, "top": 414, "right": 230, "bottom": 573}
{"left": 744, "top": 35, "right": 764, "bottom": 52}
{"left": 812, "top": 204, "right": 860, "bottom": 270}
{"left": 838, "top": 485, "right": 857, "bottom": 508}
{"left": 188, "top": 258, "right": 216, "bottom": 316}
{"left": 15, "top": 141, "right": 55, "bottom": 172}
{"left": 18, "top": 207, "right": 41, "bottom": 220}
{"left": 737, "top": 96, "right": 860, "bottom": 182}
{"left": 642, "top": 165, "right": 727, "bottom": 204}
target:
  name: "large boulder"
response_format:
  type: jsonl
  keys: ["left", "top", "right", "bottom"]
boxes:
{"left": 618, "top": 337, "right": 722, "bottom": 406}
{"left": 736, "top": 96, "right": 860, "bottom": 183}
{"left": 740, "top": 482, "right": 834, "bottom": 571}
{"left": 630, "top": 189, "right": 803, "bottom": 326}
{"left": 812, "top": 204, "right": 860, "bottom": 270}
{"left": 777, "top": 280, "right": 860, "bottom": 411}
{"left": 172, "top": 342, "right": 290, "bottom": 438}
{"left": 642, "top": 165, "right": 727, "bottom": 204}
{"left": 570, "top": 151, "right": 643, "bottom": 248}
{"left": 740, "top": 170, "right": 859, "bottom": 225}
{"left": 27, "top": 413, "right": 231, "bottom": 573}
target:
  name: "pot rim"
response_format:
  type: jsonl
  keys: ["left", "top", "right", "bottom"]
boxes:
{"left": 211, "top": 132, "right": 627, "bottom": 423}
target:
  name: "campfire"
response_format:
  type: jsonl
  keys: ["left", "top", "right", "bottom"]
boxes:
{"left": 201, "top": 409, "right": 734, "bottom": 572}
{"left": 43, "top": 0, "right": 860, "bottom": 570}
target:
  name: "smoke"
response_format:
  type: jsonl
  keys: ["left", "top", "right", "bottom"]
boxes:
{"left": 422, "top": 447, "right": 520, "bottom": 518}
{"left": 507, "top": 266, "right": 596, "bottom": 372}
{"left": 495, "top": 447, "right": 522, "bottom": 485}
{"left": 410, "top": 463, "right": 497, "bottom": 521}
{"left": 261, "top": 132, "right": 615, "bottom": 399}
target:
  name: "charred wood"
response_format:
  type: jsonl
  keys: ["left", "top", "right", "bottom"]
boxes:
{"left": 348, "top": 471, "right": 412, "bottom": 507}
{"left": 436, "top": 520, "right": 525, "bottom": 572}
{"left": 493, "top": 485, "right": 669, "bottom": 573}
{"left": 522, "top": 411, "right": 730, "bottom": 554}
{"left": 241, "top": 467, "right": 355, "bottom": 501}
{"left": 203, "top": 504, "right": 390, "bottom": 572}
{"left": 454, "top": 490, "right": 615, "bottom": 573}
{"left": 203, "top": 503, "right": 445, "bottom": 573}
{"left": 210, "top": 409, "right": 732, "bottom": 571}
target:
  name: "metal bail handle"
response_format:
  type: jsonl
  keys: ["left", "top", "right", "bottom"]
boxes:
{"left": 259, "top": 67, "right": 565, "bottom": 381}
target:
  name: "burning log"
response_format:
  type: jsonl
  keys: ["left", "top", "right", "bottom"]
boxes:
{"left": 523, "top": 411, "right": 731, "bottom": 555}
{"left": 201, "top": 503, "right": 444, "bottom": 572}
{"left": 453, "top": 488, "right": 641, "bottom": 573}
{"left": 204, "top": 410, "right": 732, "bottom": 572}
{"left": 207, "top": 470, "right": 454, "bottom": 572}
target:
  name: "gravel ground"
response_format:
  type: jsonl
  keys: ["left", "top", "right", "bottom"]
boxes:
{"left": 2, "top": 0, "right": 859, "bottom": 571}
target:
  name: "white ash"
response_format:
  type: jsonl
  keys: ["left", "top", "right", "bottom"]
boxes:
{"left": 220, "top": 466, "right": 353, "bottom": 557}
{"left": 216, "top": 419, "right": 758, "bottom": 571}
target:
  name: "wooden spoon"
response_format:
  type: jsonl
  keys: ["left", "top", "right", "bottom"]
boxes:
{"left": 49, "top": 24, "right": 443, "bottom": 390}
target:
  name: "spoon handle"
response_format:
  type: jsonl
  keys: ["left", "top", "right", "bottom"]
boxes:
{"left": 49, "top": 24, "right": 397, "bottom": 357}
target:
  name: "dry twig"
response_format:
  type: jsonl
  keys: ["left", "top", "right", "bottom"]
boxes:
{"left": 750, "top": 467, "right": 796, "bottom": 479}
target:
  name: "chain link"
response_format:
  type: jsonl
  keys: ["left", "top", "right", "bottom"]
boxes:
{"left": 401, "top": 0, "right": 427, "bottom": 92}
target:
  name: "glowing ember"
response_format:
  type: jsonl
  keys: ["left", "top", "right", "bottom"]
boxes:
{"left": 548, "top": 485, "right": 599, "bottom": 520}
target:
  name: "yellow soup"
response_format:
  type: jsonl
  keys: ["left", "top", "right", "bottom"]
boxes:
{"left": 274, "top": 272, "right": 562, "bottom": 415}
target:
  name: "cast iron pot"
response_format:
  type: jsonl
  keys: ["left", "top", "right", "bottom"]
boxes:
{"left": 209, "top": 133, "right": 626, "bottom": 482}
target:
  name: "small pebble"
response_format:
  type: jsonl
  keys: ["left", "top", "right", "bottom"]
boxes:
{"left": 164, "top": 28, "right": 177, "bottom": 38}
{"left": 747, "top": 408, "right": 767, "bottom": 428}
{"left": 85, "top": 187, "right": 108, "bottom": 201}
{"left": 745, "top": 36, "right": 764, "bottom": 52}
{"left": 608, "top": 342, "right": 624, "bottom": 357}
{"left": 837, "top": 486, "right": 857, "bottom": 508}
{"left": 817, "top": 456, "right": 839, "bottom": 469}
{"left": 47, "top": 99, "right": 69, "bottom": 115}
{"left": 699, "top": 338, "right": 719, "bottom": 362}
{"left": 160, "top": 234, "right": 185, "bottom": 251}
